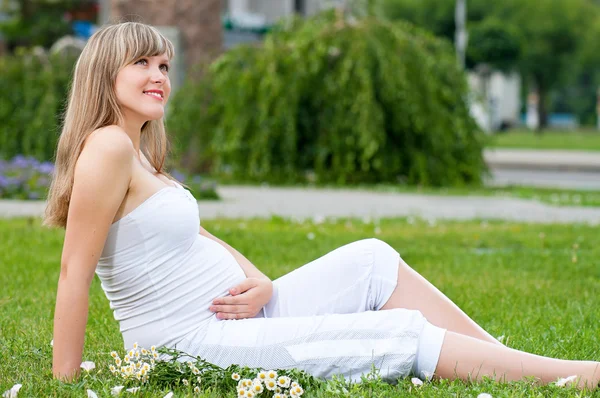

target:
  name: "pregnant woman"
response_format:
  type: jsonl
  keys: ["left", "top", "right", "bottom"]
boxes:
{"left": 45, "top": 22, "right": 599, "bottom": 390}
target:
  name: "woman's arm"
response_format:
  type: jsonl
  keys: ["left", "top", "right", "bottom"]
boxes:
{"left": 53, "top": 127, "right": 133, "bottom": 381}
{"left": 199, "top": 227, "right": 273, "bottom": 319}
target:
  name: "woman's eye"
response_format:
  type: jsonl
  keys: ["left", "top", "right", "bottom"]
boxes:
{"left": 134, "top": 58, "right": 148, "bottom": 66}
{"left": 160, "top": 64, "right": 169, "bottom": 72}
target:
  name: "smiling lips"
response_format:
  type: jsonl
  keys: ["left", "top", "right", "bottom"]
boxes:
{"left": 143, "top": 90, "right": 164, "bottom": 101}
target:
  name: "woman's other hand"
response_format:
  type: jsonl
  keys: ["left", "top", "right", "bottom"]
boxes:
{"left": 210, "top": 277, "right": 273, "bottom": 320}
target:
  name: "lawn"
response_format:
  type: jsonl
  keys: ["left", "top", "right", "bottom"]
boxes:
{"left": 488, "top": 129, "right": 600, "bottom": 151}
{"left": 1, "top": 217, "right": 599, "bottom": 397}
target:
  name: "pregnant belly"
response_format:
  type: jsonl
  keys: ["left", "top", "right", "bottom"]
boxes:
{"left": 121, "top": 235, "right": 247, "bottom": 349}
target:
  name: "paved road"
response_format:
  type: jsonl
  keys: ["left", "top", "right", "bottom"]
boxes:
{"left": 484, "top": 149, "right": 600, "bottom": 172}
{"left": 484, "top": 149, "right": 600, "bottom": 190}
{"left": 3, "top": 186, "right": 600, "bottom": 225}
{"left": 487, "top": 168, "right": 600, "bottom": 190}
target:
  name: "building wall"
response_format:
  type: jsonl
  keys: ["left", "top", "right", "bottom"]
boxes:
{"left": 468, "top": 71, "right": 522, "bottom": 132}
{"left": 227, "top": 0, "right": 335, "bottom": 23}
{"left": 110, "top": 0, "right": 223, "bottom": 78}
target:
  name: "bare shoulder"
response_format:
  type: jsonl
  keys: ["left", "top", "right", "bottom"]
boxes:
{"left": 76, "top": 126, "right": 132, "bottom": 177}
{"left": 60, "top": 126, "right": 135, "bottom": 280}
{"left": 81, "top": 125, "right": 134, "bottom": 158}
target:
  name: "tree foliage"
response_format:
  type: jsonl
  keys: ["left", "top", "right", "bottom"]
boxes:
{"left": 0, "top": 49, "right": 75, "bottom": 162}
{"left": 378, "top": 0, "right": 600, "bottom": 127}
{"left": 466, "top": 18, "right": 521, "bottom": 73}
{"left": 503, "top": 0, "right": 596, "bottom": 126}
{"left": 0, "top": 0, "right": 78, "bottom": 50}
{"left": 168, "top": 10, "right": 487, "bottom": 186}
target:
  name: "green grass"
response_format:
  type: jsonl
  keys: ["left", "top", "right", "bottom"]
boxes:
{"left": 488, "top": 129, "right": 600, "bottom": 151}
{"left": 1, "top": 217, "right": 599, "bottom": 397}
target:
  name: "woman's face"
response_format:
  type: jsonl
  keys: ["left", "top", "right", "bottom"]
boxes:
{"left": 115, "top": 54, "right": 171, "bottom": 124}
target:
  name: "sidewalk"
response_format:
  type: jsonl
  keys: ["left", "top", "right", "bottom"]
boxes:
{"left": 2, "top": 149, "right": 600, "bottom": 224}
{"left": 2, "top": 186, "right": 600, "bottom": 224}
{"left": 484, "top": 149, "right": 600, "bottom": 172}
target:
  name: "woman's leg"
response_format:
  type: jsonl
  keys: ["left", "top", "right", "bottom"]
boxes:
{"left": 436, "top": 331, "right": 600, "bottom": 389}
{"left": 180, "top": 308, "right": 436, "bottom": 384}
{"left": 380, "top": 255, "right": 502, "bottom": 345}
{"left": 263, "top": 238, "right": 399, "bottom": 318}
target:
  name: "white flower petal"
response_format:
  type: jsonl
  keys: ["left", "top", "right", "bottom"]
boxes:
{"left": 111, "top": 386, "right": 124, "bottom": 396}
{"left": 477, "top": 394, "right": 493, "bottom": 398}
{"left": 87, "top": 390, "right": 99, "bottom": 398}
{"left": 163, "top": 393, "right": 174, "bottom": 398}
{"left": 2, "top": 384, "right": 23, "bottom": 398}
{"left": 556, "top": 375, "right": 578, "bottom": 387}
{"left": 80, "top": 361, "right": 96, "bottom": 371}
{"left": 50, "top": 339, "right": 53, "bottom": 346}
{"left": 126, "top": 387, "right": 140, "bottom": 394}
{"left": 411, "top": 377, "right": 423, "bottom": 386}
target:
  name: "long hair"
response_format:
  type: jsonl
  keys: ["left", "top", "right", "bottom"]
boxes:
{"left": 43, "top": 22, "right": 175, "bottom": 229}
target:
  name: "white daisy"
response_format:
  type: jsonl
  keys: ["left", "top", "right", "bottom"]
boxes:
{"left": 411, "top": 377, "right": 423, "bottom": 386}
{"left": 251, "top": 382, "right": 264, "bottom": 394}
{"left": 2, "top": 384, "right": 22, "bottom": 398}
{"left": 86, "top": 390, "right": 98, "bottom": 398}
{"left": 277, "top": 376, "right": 291, "bottom": 388}
{"left": 80, "top": 361, "right": 96, "bottom": 372}
{"left": 267, "top": 370, "right": 278, "bottom": 379}
{"left": 264, "top": 378, "right": 277, "bottom": 391}
{"left": 556, "top": 375, "right": 578, "bottom": 387}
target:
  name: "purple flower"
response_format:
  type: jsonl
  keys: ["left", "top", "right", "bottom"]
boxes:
{"left": 37, "top": 162, "right": 55, "bottom": 175}
{"left": 11, "top": 155, "right": 30, "bottom": 168}
{"left": 171, "top": 169, "right": 186, "bottom": 182}
{"left": 37, "top": 177, "right": 50, "bottom": 187}
{"left": 192, "top": 175, "right": 203, "bottom": 184}
{"left": 4, "top": 176, "right": 21, "bottom": 187}
{"left": 28, "top": 192, "right": 41, "bottom": 200}
{"left": 0, "top": 175, "right": 8, "bottom": 188}
{"left": 11, "top": 155, "right": 41, "bottom": 169}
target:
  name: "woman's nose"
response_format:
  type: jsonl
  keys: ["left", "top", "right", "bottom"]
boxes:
{"left": 151, "top": 68, "right": 166, "bottom": 84}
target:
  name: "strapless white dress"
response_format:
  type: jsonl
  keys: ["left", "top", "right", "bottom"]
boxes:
{"left": 96, "top": 183, "right": 446, "bottom": 382}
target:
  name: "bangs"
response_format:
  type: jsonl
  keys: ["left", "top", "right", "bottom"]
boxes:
{"left": 120, "top": 23, "right": 174, "bottom": 65}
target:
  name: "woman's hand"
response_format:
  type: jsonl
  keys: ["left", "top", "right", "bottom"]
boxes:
{"left": 210, "top": 277, "right": 273, "bottom": 320}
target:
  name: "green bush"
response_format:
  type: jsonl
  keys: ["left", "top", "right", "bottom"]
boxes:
{"left": 0, "top": 48, "right": 76, "bottom": 163}
{"left": 168, "top": 10, "right": 487, "bottom": 186}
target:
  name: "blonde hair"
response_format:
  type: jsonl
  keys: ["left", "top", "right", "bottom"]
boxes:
{"left": 43, "top": 22, "right": 176, "bottom": 229}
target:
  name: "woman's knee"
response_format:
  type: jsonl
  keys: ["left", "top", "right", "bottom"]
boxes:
{"left": 368, "top": 238, "right": 402, "bottom": 272}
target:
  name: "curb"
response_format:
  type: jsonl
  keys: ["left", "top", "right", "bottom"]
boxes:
{"left": 483, "top": 149, "right": 600, "bottom": 173}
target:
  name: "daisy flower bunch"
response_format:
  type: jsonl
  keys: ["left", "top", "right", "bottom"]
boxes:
{"left": 105, "top": 346, "right": 321, "bottom": 396}
{"left": 108, "top": 343, "right": 158, "bottom": 383}
{"left": 232, "top": 369, "right": 305, "bottom": 398}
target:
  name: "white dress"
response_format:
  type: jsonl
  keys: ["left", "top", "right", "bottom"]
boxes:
{"left": 96, "top": 183, "right": 446, "bottom": 382}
